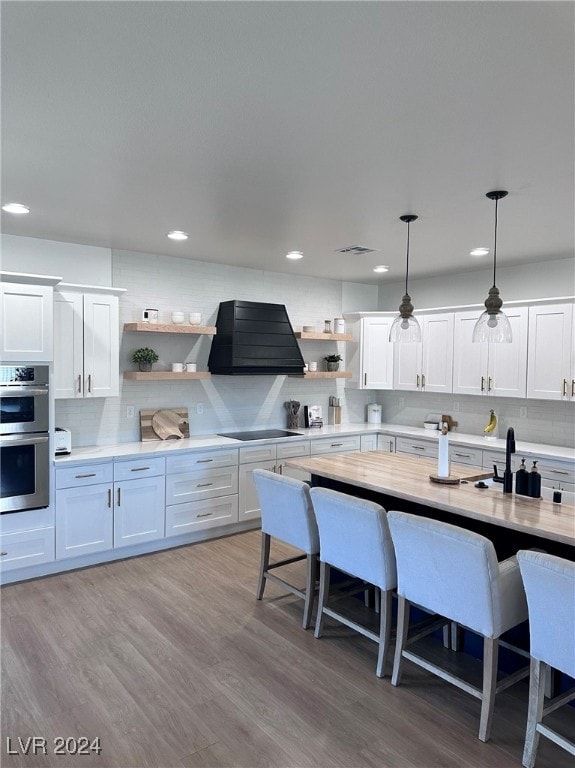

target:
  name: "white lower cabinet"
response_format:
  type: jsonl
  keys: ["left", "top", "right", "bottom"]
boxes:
{"left": 239, "top": 458, "right": 276, "bottom": 522}
{"left": 395, "top": 436, "right": 437, "bottom": 459}
{"left": 378, "top": 435, "right": 396, "bottom": 453}
{"left": 310, "top": 435, "right": 361, "bottom": 455}
{"left": 166, "top": 495, "right": 239, "bottom": 537}
{"left": 114, "top": 475, "right": 166, "bottom": 547}
{"left": 360, "top": 434, "right": 378, "bottom": 452}
{"left": 449, "top": 446, "right": 483, "bottom": 467}
{"left": 0, "top": 527, "right": 55, "bottom": 572}
{"left": 56, "top": 482, "right": 114, "bottom": 559}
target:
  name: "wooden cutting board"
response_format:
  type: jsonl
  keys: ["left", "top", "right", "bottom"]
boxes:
{"left": 140, "top": 408, "right": 189, "bottom": 441}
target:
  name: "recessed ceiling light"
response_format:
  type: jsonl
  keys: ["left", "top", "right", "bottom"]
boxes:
{"left": 373, "top": 265, "right": 390, "bottom": 273}
{"left": 286, "top": 251, "right": 303, "bottom": 260}
{"left": 470, "top": 247, "right": 489, "bottom": 257}
{"left": 167, "top": 230, "right": 189, "bottom": 241}
{"left": 2, "top": 202, "right": 30, "bottom": 214}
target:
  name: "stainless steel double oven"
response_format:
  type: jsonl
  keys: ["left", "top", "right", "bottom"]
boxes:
{"left": 0, "top": 365, "right": 50, "bottom": 513}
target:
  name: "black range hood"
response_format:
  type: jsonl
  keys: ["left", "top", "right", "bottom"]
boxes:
{"left": 208, "top": 300, "right": 305, "bottom": 375}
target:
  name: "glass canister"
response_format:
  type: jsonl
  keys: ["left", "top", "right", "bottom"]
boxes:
{"left": 324, "top": 320, "right": 332, "bottom": 334}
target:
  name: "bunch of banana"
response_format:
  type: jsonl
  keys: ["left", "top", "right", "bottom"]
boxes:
{"left": 484, "top": 409, "right": 497, "bottom": 434}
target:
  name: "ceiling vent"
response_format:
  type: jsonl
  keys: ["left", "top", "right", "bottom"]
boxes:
{"left": 335, "top": 245, "right": 378, "bottom": 255}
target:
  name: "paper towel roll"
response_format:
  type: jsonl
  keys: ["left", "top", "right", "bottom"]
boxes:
{"left": 437, "top": 431, "right": 450, "bottom": 478}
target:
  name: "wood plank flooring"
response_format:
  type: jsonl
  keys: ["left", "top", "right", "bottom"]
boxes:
{"left": 1, "top": 530, "right": 573, "bottom": 768}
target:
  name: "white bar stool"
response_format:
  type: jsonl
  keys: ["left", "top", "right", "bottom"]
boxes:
{"left": 387, "top": 509, "right": 529, "bottom": 742}
{"left": 253, "top": 469, "right": 319, "bottom": 629}
{"left": 309, "top": 487, "right": 397, "bottom": 677}
{"left": 517, "top": 550, "right": 575, "bottom": 767}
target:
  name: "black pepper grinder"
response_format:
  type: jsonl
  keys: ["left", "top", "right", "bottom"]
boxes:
{"left": 515, "top": 458, "right": 529, "bottom": 496}
{"left": 528, "top": 461, "right": 541, "bottom": 498}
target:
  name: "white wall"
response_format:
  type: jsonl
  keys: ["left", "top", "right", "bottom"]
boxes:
{"left": 1, "top": 234, "right": 112, "bottom": 286}
{"left": 55, "top": 248, "right": 375, "bottom": 446}
{"left": 379, "top": 257, "right": 575, "bottom": 309}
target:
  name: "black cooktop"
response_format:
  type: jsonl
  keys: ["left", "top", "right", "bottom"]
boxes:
{"left": 218, "top": 429, "right": 302, "bottom": 441}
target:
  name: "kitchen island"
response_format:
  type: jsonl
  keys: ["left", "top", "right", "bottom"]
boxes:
{"left": 286, "top": 451, "right": 575, "bottom": 558}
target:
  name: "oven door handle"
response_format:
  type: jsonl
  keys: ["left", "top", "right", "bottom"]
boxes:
{"left": 0, "top": 434, "right": 49, "bottom": 447}
{"left": 0, "top": 387, "right": 49, "bottom": 397}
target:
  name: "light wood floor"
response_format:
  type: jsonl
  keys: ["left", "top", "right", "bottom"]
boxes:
{"left": 1, "top": 530, "right": 573, "bottom": 768}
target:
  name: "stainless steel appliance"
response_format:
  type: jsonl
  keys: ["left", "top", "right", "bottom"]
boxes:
{"left": 0, "top": 365, "right": 50, "bottom": 513}
{"left": 54, "top": 427, "right": 72, "bottom": 455}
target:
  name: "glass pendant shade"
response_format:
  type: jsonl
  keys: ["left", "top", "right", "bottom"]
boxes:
{"left": 390, "top": 214, "right": 420, "bottom": 343}
{"left": 473, "top": 190, "right": 512, "bottom": 343}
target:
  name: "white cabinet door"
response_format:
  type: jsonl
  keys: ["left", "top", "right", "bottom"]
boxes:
{"left": 238, "top": 459, "right": 276, "bottom": 522}
{"left": 422, "top": 313, "right": 454, "bottom": 393}
{"left": 527, "top": 303, "right": 573, "bottom": 400}
{"left": 83, "top": 293, "right": 120, "bottom": 398}
{"left": 56, "top": 483, "right": 113, "bottom": 559}
{"left": 0, "top": 283, "right": 53, "bottom": 362}
{"left": 360, "top": 434, "right": 378, "bottom": 452}
{"left": 54, "top": 290, "right": 120, "bottom": 399}
{"left": 114, "top": 476, "right": 165, "bottom": 547}
{"left": 377, "top": 434, "right": 396, "bottom": 453}
{"left": 0, "top": 527, "right": 55, "bottom": 572}
{"left": 453, "top": 311, "right": 490, "bottom": 396}
{"left": 488, "top": 307, "right": 528, "bottom": 397}
{"left": 394, "top": 313, "right": 453, "bottom": 393}
{"left": 54, "top": 291, "right": 84, "bottom": 398}
{"left": 363, "top": 316, "right": 394, "bottom": 389}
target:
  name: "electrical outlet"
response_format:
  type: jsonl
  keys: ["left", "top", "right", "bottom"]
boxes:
{"left": 126, "top": 405, "right": 135, "bottom": 419}
{"left": 196, "top": 402, "right": 204, "bottom": 415}
{"left": 398, "top": 397, "right": 405, "bottom": 409}
{"left": 520, "top": 406, "right": 527, "bottom": 418}
{"left": 453, "top": 401, "right": 460, "bottom": 412}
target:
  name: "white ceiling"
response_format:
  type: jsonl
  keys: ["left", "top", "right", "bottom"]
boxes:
{"left": 2, "top": 1, "right": 573, "bottom": 285}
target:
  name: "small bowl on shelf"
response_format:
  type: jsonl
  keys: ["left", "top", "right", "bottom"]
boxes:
{"left": 188, "top": 312, "right": 202, "bottom": 325}
{"left": 171, "top": 312, "right": 185, "bottom": 324}
{"left": 302, "top": 325, "right": 315, "bottom": 333}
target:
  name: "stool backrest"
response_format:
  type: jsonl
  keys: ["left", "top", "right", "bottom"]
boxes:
{"left": 309, "top": 487, "right": 396, "bottom": 590}
{"left": 517, "top": 550, "right": 575, "bottom": 677}
{"left": 387, "top": 510, "right": 507, "bottom": 637}
{"left": 253, "top": 469, "right": 319, "bottom": 554}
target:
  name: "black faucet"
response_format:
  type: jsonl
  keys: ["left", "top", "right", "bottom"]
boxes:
{"left": 492, "top": 426, "right": 516, "bottom": 493}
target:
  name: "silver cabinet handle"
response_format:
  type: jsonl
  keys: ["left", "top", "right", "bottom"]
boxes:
{"left": 481, "top": 376, "right": 485, "bottom": 392}
{"left": 130, "top": 466, "right": 150, "bottom": 472}
{"left": 389, "top": 441, "right": 394, "bottom": 452}
{"left": 331, "top": 443, "right": 343, "bottom": 447}
{"left": 364, "top": 373, "right": 367, "bottom": 386}
{"left": 107, "top": 489, "right": 112, "bottom": 508}
{"left": 454, "top": 453, "right": 470, "bottom": 458}
{"left": 488, "top": 377, "right": 492, "bottom": 392}
{"left": 411, "top": 445, "right": 425, "bottom": 450}
{"left": 77, "top": 374, "right": 82, "bottom": 394}
{"left": 563, "top": 379, "right": 568, "bottom": 397}
{"left": 0, "top": 552, "right": 7, "bottom": 556}
{"left": 421, "top": 374, "right": 425, "bottom": 389}
{"left": 549, "top": 469, "right": 569, "bottom": 476}
{"left": 572, "top": 379, "right": 575, "bottom": 397}
{"left": 197, "top": 512, "right": 213, "bottom": 518}
{"left": 196, "top": 458, "right": 213, "bottom": 463}
{"left": 87, "top": 374, "right": 92, "bottom": 394}
{"left": 197, "top": 482, "right": 213, "bottom": 488}
{"left": 75, "top": 473, "right": 96, "bottom": 479}
{"left": 116, "top": 487, "right": 121, "bottom": 505}
{"left": 416, "top": 374, "right": 420, "bottom": 388}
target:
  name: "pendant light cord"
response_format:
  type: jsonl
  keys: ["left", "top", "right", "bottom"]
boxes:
{"left": 405, "top": 221, "right": 410, "bottom": 295}
{"left": 492, "top": 197, "right": 498, "bottom": 287}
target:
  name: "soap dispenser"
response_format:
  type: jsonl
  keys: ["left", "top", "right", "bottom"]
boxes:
{"left": 528, "top": 461, "right": 541, "bottom": 498}
{"left": 515, "top": 458, "right": 529, "bottom": 496}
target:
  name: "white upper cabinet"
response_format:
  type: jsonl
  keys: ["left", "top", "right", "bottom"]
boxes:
{"left": 0, "top": 282, "right": 54, "bottom": 362}
{"left": 527, "top": 303, "right": 574, "bottom": 401}
{"left": 345, "top": 314, "right": 394, "bottom": 390}
{"left": 393, "top": 313, "right": 454, "bottom": 393}
{"left": 54, "top": 287, "right": 122, "bottom": 399}
{"left": 453, "top": 307, "right": 528, "bottom": 398}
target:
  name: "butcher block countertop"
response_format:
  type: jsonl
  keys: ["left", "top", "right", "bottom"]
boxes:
{"left": 286, "top": 451, "right": 575, "bottom": 547}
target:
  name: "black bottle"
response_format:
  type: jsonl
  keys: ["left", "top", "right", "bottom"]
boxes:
{"left": 515, "top": 458, "right": 529, "bottom": 496}
{"left": 528, "top": 461, "right": 541, "bottom": 498}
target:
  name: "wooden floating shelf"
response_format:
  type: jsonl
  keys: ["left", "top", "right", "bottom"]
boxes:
{"left": 123, "top": 371, "right": 211, "bottom": 381}
{"left": 289, "top": 371, "right": 353, "bottom": 379}
{"left": 123, "top": 322, "right": 216, "bottom": 335}
{"left": 295, "top": 331, "right": 353, "bottom": 341}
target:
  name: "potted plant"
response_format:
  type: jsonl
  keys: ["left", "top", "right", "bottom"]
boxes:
{"left": 132, "top": 347, "right": 159, "bottom": 372}
{"left": 324, "top": 353, "right": 343, "bottom": 372}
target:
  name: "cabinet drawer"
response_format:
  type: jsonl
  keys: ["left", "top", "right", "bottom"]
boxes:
{"left": 449, "top": 446, "right": 483, "bottom": 467}
{"left": 56, "top": 462, "right": 113, "bottom": 489}
{"left": 483, "top": 450, "right": 522, "bottom": 473}
{"left": 166, "top": 495, "right": 239, "bottom": 537}
{"left": 114, "top": 457, "right": 165, "bottom": 481}
{"left": 311, "top": 435, "right": 361, "bottom": 455}
{"left": 534, "top": 459, "right": 575, "bottom": 485}
{"left": 166, "top": 449, "right": 238, "bottom": 474}
{"left": 396, "top": 437, "right": 438, "bottom": 459}
{"left": 239, "top": 444, "right": 276, "bottom": 464}
{"left": 0, "top": 527, "right": 55, "bottom": 572}
{"left": 276, "top": 440, "right": 310, "bottom": 460}
{"left": 165, "top": 467, "right": 239, "bottom": 505}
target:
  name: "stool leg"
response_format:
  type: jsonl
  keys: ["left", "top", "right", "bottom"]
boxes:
{"left": 256, "top": 532, "right": 270, "bottom": 600}
{"left": 302, "top": 553, "right": 318, "bottom": 630}
{"left": 314, "top": 561, "right": 330, "bottom": 639}
{"left": 479, "top": 636, "right": 499, "bottom": 742}
{"left": 391, "top": 596, "right": 410, "bottom": 687}
{"left": 376, "top": 588, "right": 393, "bottom": 678}
{"left": 523, "top": 658, "right": 546, "bottom": 768}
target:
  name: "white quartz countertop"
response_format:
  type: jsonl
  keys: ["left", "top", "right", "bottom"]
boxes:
{"left": 54, "top": 422, "right": 574, "bottom": 466}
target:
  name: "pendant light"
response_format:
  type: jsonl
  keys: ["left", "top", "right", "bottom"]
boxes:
{"left": 389, "top": 214, "right": 421, "bottom": 343}
{"left": 472, "top": 191, "right": 513, "bottom": 343}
